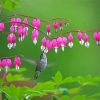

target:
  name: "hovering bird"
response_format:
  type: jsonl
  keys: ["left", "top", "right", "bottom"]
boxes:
{"left": 21, "top": 50, "right": 48, "bottom": 79}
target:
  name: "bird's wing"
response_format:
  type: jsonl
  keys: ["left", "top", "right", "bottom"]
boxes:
{"left": 47, "top": 62, "right": 56, "bottom": 67}
{"left": 21, "top": 57, "right": 37, "bottom": 65}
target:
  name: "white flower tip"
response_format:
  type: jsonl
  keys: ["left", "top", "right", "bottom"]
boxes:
{"left": 61, "top": 46, "right": 65, "bottom": 51}
{"left": 7, "top": 43, "right": 13, "bottom": 49}
{"left": 18, "top": 37, "right": 21, "bottom": 42}
{"left": 47, "top": 32, "right": 51, "bottom": 36}
{"left": 33, "top": 38, "right": 37, "bottom": 45}
{"left": 85, "top": 42, "right": 90, "bottom": 48}
{"left": 5, "top": 66, "right": 8, "bottom": 73}
{"left": 16, "top": 66, "right": 19, "bottom": 70}
{"left": 13, "top": 43, "right": 16, "bottom": 48}
{"left": 55, "top": 48, "right": 58, "bottom": 53}
{"left": 60, "top": 27, "right": 63, "bottom": 30}
{"left": 56, "top": 29, "right": 58, "bottom": 33}
{"left": 96, "top": 41, "right": 99, "bottom": 46}
{"left": 68, "top": 42, "right": 73, "bottom": 48}
{"left": 79, "top": 39, "right": 84, "bottom": 45}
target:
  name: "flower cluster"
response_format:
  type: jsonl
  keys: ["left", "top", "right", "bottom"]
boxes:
{"left": 0, "top": 16, "right": 100, "bottom": 51}
{"left": 41, "top": 37, "right": 67, "bottom": 53}
{"left": 40, "top": 32, "right": 91, "bottom": 53}
{"left": 77, "top": 32, "right": 90, "bottom": 48}
{"left": 7, "top": 18, "right": 29, "bottom": 49}
{"left": 0, "top": 56, "right": 21, "bottom": 72}
{"left": 46, "top": 21, "right": 64, "bottom": 36}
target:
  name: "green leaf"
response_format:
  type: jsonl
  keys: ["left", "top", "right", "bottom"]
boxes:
{"left": 52, "top": 71, "right": 62, "bottom": 86}
{"left": 61, "top": 76, "right": 76, "bottom": 84}
{"left": 2, "top": 0, "right": 21, "bottom": 11}
{"left": 58, "top": 96, "right": 70, "bottom": 100}
{"left": 1, "top": 84, "right": 29, "bottom": 100}
{"left": 3, "top": 0, "right": 14, "bottom": 10}
{"left": 6, "top": 73, "right": 29, "bottom": 82}
{"left": 0, "top": 78, "right": 3, "bottom": 86}
{"left": 9, "top": 68, "right": 26, "bottom": 73}
{"left": 69, "top": 87, "right": 81, "bottom": 94}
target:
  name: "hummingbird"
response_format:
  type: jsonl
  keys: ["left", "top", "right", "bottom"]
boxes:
{"left": 21, "top": 50, "right": 47, "bottom": 79}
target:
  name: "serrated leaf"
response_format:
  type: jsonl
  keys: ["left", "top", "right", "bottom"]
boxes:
{"left": 52, "top": 71, "right": 62, "bottom": 85}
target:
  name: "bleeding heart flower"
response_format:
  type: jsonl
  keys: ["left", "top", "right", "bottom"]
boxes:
{"left": 5, "top": 59, "right": 12, "bottom": 72}
{"left": 14, "top": 56, "right": 21, "bottom": 70}
{"left": 41, "top": 37, "right": 47, "bottom": 51}
{"left": 1, "top": 59, "right": 7, "bottom": 68}
{"left": 6, "top": 59, "right": 12, "bottom": 68}
{"left": 32, "top": 18, "right": 40, "bottom": 29}
{"left": 10, "top": 18, "right": 16, "bottom": 26}
{"left": 0, "top": 59, "right": 2, "bottom": 72}
{"left": 53, "top": 22, "right": 59, "bottom": 32}
{"left": 84, "top": 33, "right": 90, "bottom": 48}
{"left": 17, "top": 26, "right": 24, "bottom": 42}
{"left": 77, "top": 32, "right": 84, "bottom": 45}
{"left": 94, "top": 32, "right": 100, "bottom": 46}
{"left": 23, "top": 18, "right": 29, "bottom": 31}
{"left": 7, "top": 33, "right": 16, "bottom": 49}
{"left": 31, "top": 30, "right": 39, "bottom": 45}
{"left": 46, "top": 24, "right": 51, "bottom": 36}
{"left": 45, "top": 40, "right": 52, "bottom": 53}
{"left": 23, "top": 18, "right": 28, "bottom": 26}
{"left": 16, "top": 18, "right": 21, "bottom": 27}
{"left": 57, "top": 37, "right": 67, "bottom": 51}
{"left": 1, "top": 59, "right": 10, "bottom": 72}
{"left": 59, "top": 21, "right": 63, "bottom": 30}
{"left": 0, "top": 22, "right": 5, "bottom": 31}
{"left": 10, "top": 25, "right": 15, "bottom": 33}
{"left": 52, "top": 39, "right": 58, "bottom": 53}
{"left": 62, "top": 37, "right": 67, "bottom": 51}
{"left": 22, "top": 27, "right": 28, "bottom": 38}
{"left": 68, "top": 33, "right": 74, "bottom": 48}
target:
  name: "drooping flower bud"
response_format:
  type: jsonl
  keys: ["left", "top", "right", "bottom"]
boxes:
{"left": 84, "top": 33, "right": 90, "bottom": 48}
{"left": 0, "top": 22, "right": 5, "bottom": 31}
{"left": 7, "top": 33, "right": 16, "bottom": 49}
{"left": 68, "top": 33, "right": 73, "bottom": 48}
{"left": 14, "top": 56, "right": 21, "bottom": 70}
{"left": 41, "top": 37, "right": 47, "bottom": 51}
{"left": 32, "top": 18, "right": 40, "bottom": 29}
{"left": 31, "top": 30, "right": 39, "bottom": 45}
{"left": 46, "top": 24, "right": 51, "bottom": 36}
{"left": 59, "top": 21, "right": 63, "bottom": 30}
{"left": 77, "top": 32, "right": 84, "bottom": 45}
{"left": 53, "top": 22, "right": 59, "bottom": 32}
{"left": 52, "top": 39, "right": 58, "bottom": 53}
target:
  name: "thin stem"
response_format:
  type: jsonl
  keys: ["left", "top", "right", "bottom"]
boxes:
{"left": 0, "top": 54, "right": 24, "bottom": 59}
{"left": 0, "top": 13, "right": 69, "bottom": 23}
{"left": 3, "top": 21, "right": 52, "bottom": 39}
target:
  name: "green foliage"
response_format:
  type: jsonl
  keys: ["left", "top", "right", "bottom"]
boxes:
{"left": 6, "top": 73, "right": 29, "bottom": 82}
{"left": 0, "top": 85, "right": 28, "bottom": 100}
{"left": 0, "top": 71, "right": 100, "bottom": 100}
{"left": 1, "top": 0, "right": 21, "bottom": 11}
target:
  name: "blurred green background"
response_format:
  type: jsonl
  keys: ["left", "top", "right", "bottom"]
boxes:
{"left": 0, "top": 0, "right": 100, "bottom": 81}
